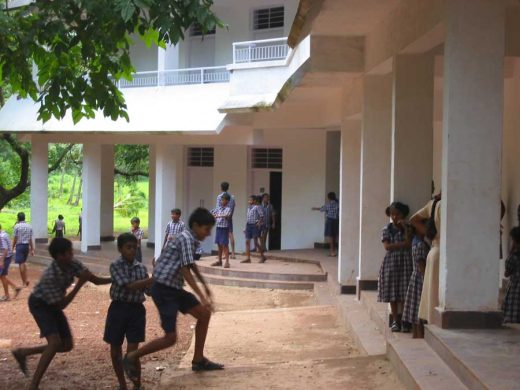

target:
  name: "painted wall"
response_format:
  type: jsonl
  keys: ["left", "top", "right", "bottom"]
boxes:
{"left": 325, "top": 131, "right": 341, "bottom": 197}
{"left": 129, "top": 37, "right": 158, "bottom": 71}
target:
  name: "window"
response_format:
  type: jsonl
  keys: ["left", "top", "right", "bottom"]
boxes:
{"left": 190, "top": 24, "right": 216, "bottom": 37}
{"left": 188, "top": 147, "right": 214, "bottom": 167}
{"left": 252, "top": 148, "right": 283, "bottom": 169}
{"left": 253, "top": 6, "right": 284, "bottom": 30}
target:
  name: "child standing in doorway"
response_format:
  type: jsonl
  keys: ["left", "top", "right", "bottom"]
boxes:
{"left": 130, "top": 217, "right": 144, "bottom": 263}
{"left": 51, "top": 215, "right": 66, "bottom": 238}
{"left": 312, "top": 192, "right": 339, "bottom": 257}
{"left": 402, "top": 223, "right": 429, "bottom": 338}
{"left": 242, "top": 195, "right": 266, "bottom": 264}
{"left": 378, "top": 202, "right": 413, "bottom": 332}
{"left": 211, "top": 193, "right": 232, "bottom": 269}
{"left": 503, "top": 227, "right": 520, "bottom": 323}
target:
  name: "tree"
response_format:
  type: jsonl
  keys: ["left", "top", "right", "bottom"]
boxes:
{"left": 0, "top": 0, "right": 222, "bottom": 124}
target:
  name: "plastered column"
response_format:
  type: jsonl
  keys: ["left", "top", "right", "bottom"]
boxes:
{"left": 357, "top": 74, "right": 393, "bottom": 297}
{"left": 338, "top": 120, "right": 361, "bottom": 293}
{"left": 81, "top": 144, "right": 102, "bottom": 252}
{"left": 391, "top": 54, "right": 434, "bottom": 213}
{"left": 438, "top": 0, "right": 505, "bottom": 328}
{"left": 100, "top": 145, "right": 114, "bottom": 241}
{"left": 147, "top": 145, "right": 156, "bottom": 248}
{"left": 30, "top": 136, "right": 49, "bottom": 243}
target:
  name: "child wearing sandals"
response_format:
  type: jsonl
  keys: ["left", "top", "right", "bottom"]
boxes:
{"left": 211, "top": 193, "right": 232, "bottom": 269}
{"left": 378, "top": 202, "right": 413, "bottom": 332}
{"left": 502, "top": 227, "right": 520, "bottom": 323}
{"left": 402, "top": 222, "right": 429, "bottom": 338}
{"left": 0, "top": 225, "right": 22, "bottom": 301}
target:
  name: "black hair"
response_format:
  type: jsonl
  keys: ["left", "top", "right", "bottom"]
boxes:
{"left": 327, "top": 192, "right": 337, "bottom": 201}
{"left": 510, "top": 227, "right": 520, "bottom": 245}
{"left": 171, "top": 208, "right": 181, "bottom": 215}
{"left": 221, "top": 193, "right": 231, "bottom": 201}
{"left": 262, "top": 193, "right": 270, "bottom": 198}
{"left": 249, "top": 194, "right": 256, "bottom": 200}
{"left": 389, "top": 202, "right": 410, "bottom": 218}
{"left": 118, "top": 232, "right": 138, "bottom": 248}
{"left": 221, "top": 182, "right": 230, "bottom": 192}
{"left": 17, "top": 212, "right": 26, "bottom": 221}
{"left": 385, "top": 206, "right": 391, "bottom": 217}
{"left": 48, "top": 237, "right": 73, "bottom": 259}
{"left": 131, "top": 217, "right": 140, "bottom": 224}
{"left": 188, "top": 208, "right": 215, "bottom": 229}
{"left": 58, "top": 215, "right": 64, "bottom": 220}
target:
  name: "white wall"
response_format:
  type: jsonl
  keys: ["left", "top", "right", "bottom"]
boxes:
{"left": 129, "top": 37, "right": 158, "bottom": 71}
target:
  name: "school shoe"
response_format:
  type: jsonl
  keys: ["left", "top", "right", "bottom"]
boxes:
{"left": 192, "top": 357, "right": 224, "bottom": 372}
{"left": 390, "top": 321, "right": 401, "bottom": 332}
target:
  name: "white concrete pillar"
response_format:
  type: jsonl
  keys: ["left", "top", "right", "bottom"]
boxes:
{"left": 357, "top": 74, "right": 393, "bottom": 297}
{"left": 81, "top": 144, "right": 102, "bottom": 252}
{"left": 391, "top": 54, "right": 434, "bottom": 213}
{"left": 154, "top": 144, "right": 183, "bottom": 258}
{"left": 438, "top": 0, "right": 505, "bottom": 328}
{"left": 213, "top": 145, "right": 248, "bottom": 253}
{"left": 338, "top": 120, "right": 361, "bottom": 293}
{"left": 30, "top": 136, "right": 48, "bottom": 243}
{"left": 158, "top": 47, "right": 166, "bottom": 86}
{"left": 100, "top": 145, "right": 114, "bottom": 241}
{"left": 147, "top": 145, "right": 156, "bottom": 248}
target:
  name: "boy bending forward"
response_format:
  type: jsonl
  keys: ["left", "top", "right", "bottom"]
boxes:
{"left": 123, "top": 208, "right": 223, "bottom": 385}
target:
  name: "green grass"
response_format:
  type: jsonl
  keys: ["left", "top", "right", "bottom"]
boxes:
{"left": 0, "top": 174, "right": 150, "bottom": 238}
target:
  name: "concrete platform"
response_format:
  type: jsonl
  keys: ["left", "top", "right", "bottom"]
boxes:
{"left": 425, "top": 324, "right": 520, "bottom": 389}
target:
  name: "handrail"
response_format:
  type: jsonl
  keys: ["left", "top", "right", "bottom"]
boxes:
{"left": 232, "top": 37, "right": 289, "bottom": 47}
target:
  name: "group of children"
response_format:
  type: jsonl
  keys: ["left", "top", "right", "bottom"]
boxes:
{"left": 11, "top": 207, "right": 224, "bottom": 390}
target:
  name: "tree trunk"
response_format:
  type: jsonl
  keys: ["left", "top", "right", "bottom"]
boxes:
{"left": 58, "top": 165, "right": 66, "bottom": 197}
{"left": 73, "top": 174, "right": 82, "bottom": 206}
{"left": 67, "top": 175, "right": 76, "bottom": 205}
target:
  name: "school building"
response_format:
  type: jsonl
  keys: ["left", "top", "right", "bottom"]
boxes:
{"left": 2, "top": 0, "right": 520, "bottom": 334}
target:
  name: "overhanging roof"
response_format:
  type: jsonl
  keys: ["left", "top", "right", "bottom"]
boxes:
{"left": 0, "top": 84, "right": 229, "bottom": 134}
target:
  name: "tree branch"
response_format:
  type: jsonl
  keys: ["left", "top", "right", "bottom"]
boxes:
{"left": 114, "top": 167, "right": 148, "bottom": 178}
{"left": 0, "top": 134, "right": 30, "bottom": 210}
{"left": 48, "top": 143, "right": 75, "bottom": 173}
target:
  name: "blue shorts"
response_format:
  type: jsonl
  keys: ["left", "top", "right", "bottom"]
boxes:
{"left": 215, "top": 227, "right": 229, "bottom": 246}
{"left": 324, "top": 218, "right": 339, "bottom": 238}
{"left": 135, "top": 247, "right": 143, "bottom": 263}
{"left": 104, "top": 301, "right": 146, "bottom": 346}
{"left": 0, "top": 256, "right": 12, "bottom": 276}
{"left": 29, "top": 294, "right": 72, "bottom": 339}
{"left": 245, "top": 223, "right": 260, "bottom": 240}
{"left": 15, "top": 244, "right": 29, "bottom": 264}
{"left": 151, "top": 282, "right": 200, "bottom": 333}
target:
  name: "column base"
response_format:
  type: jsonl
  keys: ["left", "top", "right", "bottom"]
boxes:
{"left": 35, "top": 238, "right": 48, "bottom": 244}
{"left": 356, "top": 278, "right": 378, "bottom": 300}
{"left": 100, "top": 236, "right": 115, "bottom": 242}
{"left": 86, "top": 245, "right": 102, "bottom": 251}
{"left": 146, "top": 241, "right": 155, "bottom": 249}
{"left": 433, "top": 307, "right": 503, "bottom": 329}
{"left": 340, "top": 285, "right": 357, "bottom": 295}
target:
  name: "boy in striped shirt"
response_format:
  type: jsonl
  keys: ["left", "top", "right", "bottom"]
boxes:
{"left": 211, "top": 194, "right": 232, "bottom": 268}
{"left": 162, "top": 209, "right": 186, "bottom": 249}
{"left": 242, "top": 195, "right": 266, "bottom": 264}
{"left": 12, "top": 212, "right": 34, "bottom": 287}
{"left": 130, "top": 217, "right": 144, "bottom": 263}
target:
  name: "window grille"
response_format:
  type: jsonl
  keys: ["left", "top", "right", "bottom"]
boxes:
{"left": 253, "top": 6, "right": 284, "bottom": 30}
{"left": 190, "top": 24, "right": 216, "bottom": 37}
{"left": 252, "top": 148, "right": 283, "bottom": 169}
{"left": 188, "top": 148, "right": 214, "bottom": 167}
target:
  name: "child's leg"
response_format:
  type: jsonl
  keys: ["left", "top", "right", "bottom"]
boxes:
{"left": 187, "top": 304, "right": 211, "bottom": 362}
{"left": 255, "top": 237, "right": 266, "bottom": 262}
{"left": 19, "top": 262, "right": 28, "bottom": 286}
{"left": 224, "top": 244, "right": 230, "bottom": 267}
{"left": 218, "top": 245, "right": 223, "bottom": 263}
{"left": 242, "top": 239, "right": 252, "bottom": 263}
{"left": 389, "top": 302, "right": 399, "bottom": 327}
{"left": 110, "top": 345, "right": 128, "bottom": 390}
{"left": 229, "top": 232, "right": 236, "bottom": 259}
{"left": 126, "top": 343, "right": 141, "bottom": 387}
{"left": 127, "top": 332, "right": 176, "bottom": 362}
{"left": 1, "top": 276, "right": 8, "bottom": 297}
{"left": 326, "top": 236, "right": 335, "bottom": 256}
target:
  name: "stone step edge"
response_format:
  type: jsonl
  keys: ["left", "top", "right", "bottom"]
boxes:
{"left": 202, "top": 273, "right": 314, "bottom": 291}
{"left": 424, "top": 325, "right": 486, "bottom": 390}
{"left": 387, "top": 338, "right": 468, "bottom": 390}
{"left": 197, "top": 263, "right": 327, "bottom": 282}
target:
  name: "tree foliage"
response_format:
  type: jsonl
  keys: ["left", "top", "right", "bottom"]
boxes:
{"left": 0, "top": 0, "right": 222, "bottom": 123}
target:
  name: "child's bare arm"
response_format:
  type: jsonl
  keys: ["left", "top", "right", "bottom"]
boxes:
{"left": 190, "top": 264, "right": 212, "bottom": 299}
{"left": 56, "top": 270, "right": 90, "bottom": 309}
{"left": 125, "top": 276, "right": 153, "bottom": 291}
{"left": 181, "top": 266, "right": 213, "bottom": 310}
{"left": 85, "top": 270, "right": 112, "bottom": 285}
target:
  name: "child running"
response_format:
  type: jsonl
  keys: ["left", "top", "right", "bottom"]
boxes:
{"left": 130, "top": 217, "right": 144, "bottom": 263}
{"left": 105, "top": 233, "right": 153, "bottom": 390}
{"left": 242, "top": 195, "right": 266, "bottom": 264}
{"left": 211, "top": 193, "right": 232, "bottom": 268}
{"left": 0, "top": 224, "right": 22, "bottom": 301}
{"left": 51, "top": 215, "right": 66, "bottom": 238}
{"left": 12, "top": 212, "right": 34, "bottom": 287}
{"left": 402, "top": 223, "right": 429, "bottom": 338}
{"left": 163, "top": 209, "right": 185, "bottom": 249}
{"left": 503, "top": 227, "right": 520, "bottom": 323}
{"left": 123, "top": 208, "right": 223, "bottom": 385}
{"left": 11, "top": 238, "right": 111, "bottom": 390}
{"left": 378, "top": 202, "right": 413, "bottom": 332}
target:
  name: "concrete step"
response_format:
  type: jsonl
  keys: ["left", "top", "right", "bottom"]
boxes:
{"left": 202, "top": 273, "right": 314, "bottom": 290}
{"left": 387, "top": 338, "right": 467, "bottom": 390}
{"left": 197, "top": 262, "right": 327, "bottom": 282}
{"left": 250, "top": 252, "right": 323, "bottom": 265}
{"left": 359, "top": 291, "right": 391, "bottom": 338}
{"left": 31, "top": 255, "right": 111, "bottom": 275}
{"left": 424, "top": 326, "right": 492, "bottom": 390}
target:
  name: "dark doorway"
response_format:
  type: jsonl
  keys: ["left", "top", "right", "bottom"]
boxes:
{"left": 269, "top": 171, "right": 282, "bottom": 250}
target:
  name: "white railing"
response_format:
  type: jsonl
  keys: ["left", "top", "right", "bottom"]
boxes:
{"left": 116, "top": 66, "right": 229, "bottom": 88}
{"left": 233, "top": 37, "right": 290, "bottom": 64}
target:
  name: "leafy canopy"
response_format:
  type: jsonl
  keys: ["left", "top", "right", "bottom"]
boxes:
{"left": 0, "top": 0, "right": 222, "bottom": 124}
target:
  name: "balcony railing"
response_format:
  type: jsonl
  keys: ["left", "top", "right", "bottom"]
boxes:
{"left": 233, "top": 37, "right": 290, "bottom": 64}
{"left": 116, "top": 66, "right": 230, "bottom": 88}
